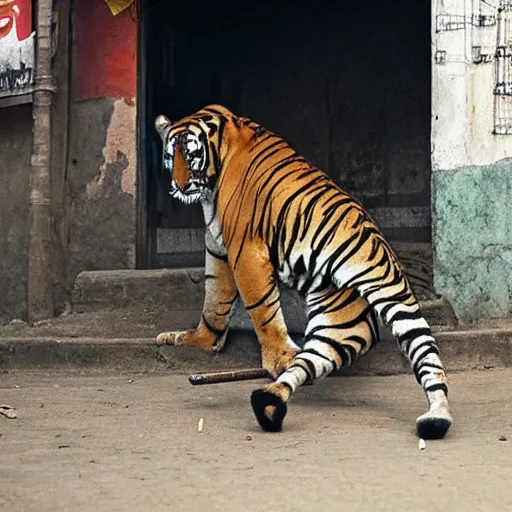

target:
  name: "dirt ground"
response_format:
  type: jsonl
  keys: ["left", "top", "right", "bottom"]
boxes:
{"left": 1, "top": 368, "right": 512, "bottom": 512}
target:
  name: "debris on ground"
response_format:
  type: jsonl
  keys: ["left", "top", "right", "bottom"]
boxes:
{"left": 197, "top": 418, "right": 204, "bottom": 433}
{"left": 419, "top": 438, "right": 427, "bottom": 450}
{"left": 0, "top": 405, "right": 16, "bottom": 419}
{"left": 8, "top": 319, "right": 27, "bottom": 329}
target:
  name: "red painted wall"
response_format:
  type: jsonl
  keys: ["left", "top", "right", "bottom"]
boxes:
{"left": 73, "top": 0, "right": 136, "bottom": 101}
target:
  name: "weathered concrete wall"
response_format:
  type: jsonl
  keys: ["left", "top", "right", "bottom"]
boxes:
{"left": 0, "top": 104, "right": 31, "bottom": 322}
{"left": 67, "top": 98, "right": 136, "bottom": 274}
{"left": 0, "top": 2, "right": 138, "bottom": 323}
{"left": 50, "top": 1, "right": 138, "bottom": 313}
{"left": 432, "top": 0, "right": 512, "bottom": 322}
{"left": 433, "top": 163, "right": 512, "bottom": 322}
{"left": 50, "top": 0, "right": 73, "bottom": 313}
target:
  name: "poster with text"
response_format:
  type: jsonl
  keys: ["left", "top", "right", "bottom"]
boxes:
{"left": 0, "top": 0, "right": 35, "bottom": 96}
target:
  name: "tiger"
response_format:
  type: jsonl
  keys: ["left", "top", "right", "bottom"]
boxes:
{"left": 154, "top": 104, "right": 452, "bottom": 439}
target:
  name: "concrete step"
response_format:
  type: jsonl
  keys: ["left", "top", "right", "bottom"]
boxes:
{"left": 2, "top": 327, "right": 512, "bottom": 375}
{"left": 71, "top": 268, "right": 459, "bottom": 333}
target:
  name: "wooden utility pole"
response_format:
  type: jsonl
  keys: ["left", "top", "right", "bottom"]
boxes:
{"left": 28, "top": 0, "right": 55, "bottom": 322}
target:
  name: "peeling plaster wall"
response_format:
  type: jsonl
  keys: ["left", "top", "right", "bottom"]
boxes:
{"left": 86, "top": 98, "right": 137, "bottom": 197}
{"left": 0, "top": 105, "right": 31, "bottom": 322}
{"left": 432, "top": 0, "right": 512, "bottom": 322}
{"left": 48, "top": 0, "right": 138, "bottom": 315}
{"left": 62, "top": 1, "right": 137, "bottom": 298}
{"left": 67, "top": 98, "right": 136, "bottom": 279}
{"left": 0, "top": 1, "right": 138, "bottom": 322}
{"left": 84, "top": 98, "right": 137, "bottom": 201}
{"left": 433, "top": 163, "right": 512, "bottom": 322}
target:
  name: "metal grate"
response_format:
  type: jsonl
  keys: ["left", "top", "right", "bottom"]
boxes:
{"left": 493, "top": 2, "right": 512, "bottom": 133}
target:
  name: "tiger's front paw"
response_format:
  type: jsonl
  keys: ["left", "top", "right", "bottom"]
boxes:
{"left": 156, "top": 328, "right": 228, "bottom": 352}
{"left": 156, "top": 331, "right": 186, "bottom": 346}
{"left": 262, "top": 343, "right": 300, "bottom": 380}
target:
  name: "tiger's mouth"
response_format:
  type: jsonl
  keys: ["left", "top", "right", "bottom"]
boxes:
{"left": 169, "top": 182, "right": 202, "bottom": 205}
{"left": 164, "top": 131, "right": 207, "bottom": 204}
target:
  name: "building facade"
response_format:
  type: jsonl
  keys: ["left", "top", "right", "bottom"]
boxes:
{"left": 432, "top": 0, "right": 512, "bottom": 321}
{"left": 0, "top": 0, "right": 510, "bottom": 325}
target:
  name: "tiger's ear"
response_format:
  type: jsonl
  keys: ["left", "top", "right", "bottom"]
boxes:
{"left": 155, "top": 115, "right": 172, "bottom": 140}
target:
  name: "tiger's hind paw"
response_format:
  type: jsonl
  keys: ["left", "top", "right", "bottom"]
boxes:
{"left": 416, "top": 408, "right": 452, "bottom": 440}
{"left": 156, "top": 331, "right": 185, "bottom": 346}
{"left": 251, "top": 389, "right": 288, "bottom": 432}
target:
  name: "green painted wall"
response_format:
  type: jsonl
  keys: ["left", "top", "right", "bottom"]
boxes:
{"left": 433, "top": 161, "right": 512, "bottom": 323}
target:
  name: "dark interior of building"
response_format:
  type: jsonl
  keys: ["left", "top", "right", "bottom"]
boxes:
{"left": 141, "top": 0, "right": 433, "bottom": 294}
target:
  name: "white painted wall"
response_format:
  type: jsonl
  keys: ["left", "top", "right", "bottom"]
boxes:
{"left": 432, "top": 0, "right": 512, "bottom": 170}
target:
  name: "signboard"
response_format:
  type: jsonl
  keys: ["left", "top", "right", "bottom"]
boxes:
{"left": 0, "top": 0, "right": 35, "bottom": 99}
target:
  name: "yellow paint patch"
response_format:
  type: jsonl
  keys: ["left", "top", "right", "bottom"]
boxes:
{"left": 104, "top": 0, "right": 134, "bottom": 16}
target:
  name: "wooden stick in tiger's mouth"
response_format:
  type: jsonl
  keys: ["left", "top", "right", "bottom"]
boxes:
{"left": 188, "top": 368, "right": 271, "bottom": 386}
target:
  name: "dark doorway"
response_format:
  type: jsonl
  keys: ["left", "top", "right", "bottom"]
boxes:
{"left": 139, "top": 0, "right": 432, "bottom": 273}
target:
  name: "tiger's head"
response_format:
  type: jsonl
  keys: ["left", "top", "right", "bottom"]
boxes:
{"left": 155, "top": 105, "right": 235, "bottom": 204}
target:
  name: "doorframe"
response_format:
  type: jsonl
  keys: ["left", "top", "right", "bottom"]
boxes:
{"left": 135, "top": 0, "right": 153, "bottom": 268}
{"left": 135, "top": 0, "right": 205, "bottom": 269}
